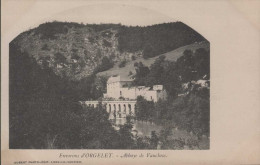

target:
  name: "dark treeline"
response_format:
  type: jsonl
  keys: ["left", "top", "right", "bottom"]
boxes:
{"left": 135, "top": 92, "right": 209, "bottom": 138}
{"left": 25, "top": 21, "right": 206, "bottom": 59}
{"left": 133, "top": 48, "right": 210, "bottom": 98}
{"left": 32, "top": 21, "right": 86, "bottom": 40}
{"left": 9, "top": 43, "right": 107, "bottom": 148}
{"left": 117, "top": 22, "right": 207, "bottom": 58}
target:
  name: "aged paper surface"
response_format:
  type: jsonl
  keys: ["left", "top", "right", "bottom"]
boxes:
{"left": 1, "top": 0, "right": 260, "bottom": 164}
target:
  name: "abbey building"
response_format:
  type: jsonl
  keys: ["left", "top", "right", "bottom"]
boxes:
{"left": 83, "top": 76, "right": 167, "bottom": 118}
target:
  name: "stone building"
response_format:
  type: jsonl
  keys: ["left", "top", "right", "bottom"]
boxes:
{"left": 83, "top": 75, "right": 167, "bottom": 118}
{"left": 103, "top": 76, "right": 167, "bottom": 102}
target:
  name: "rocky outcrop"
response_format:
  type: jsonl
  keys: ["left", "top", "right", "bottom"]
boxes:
{"left": 10, "top": 21, "right": 206, "bottom": 81}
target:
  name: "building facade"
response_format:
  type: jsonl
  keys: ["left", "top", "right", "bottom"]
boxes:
{"left": 83, "top": 76, "right": 167, "bottom": 118}
{"left": 103, "top": 76, "right": 167, "bottom": 102}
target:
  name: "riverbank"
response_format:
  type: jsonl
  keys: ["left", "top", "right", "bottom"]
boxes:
{"left": 111, "top": 118, "right": 209, "bottom": 149}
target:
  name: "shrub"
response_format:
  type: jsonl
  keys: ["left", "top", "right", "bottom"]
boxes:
{"left": 71, "top": 53, "right": 80, "bottom": 60}
{"left": 119, "top": 60, "right": 126, "bottom": 68}
{"left": 41, "top": 44, "right": 49, "bottom": 50}
{"left": 94, "top": 56, "right": 114, "bottom": 73}
{"left": 88, "top": 37, "right": 95, "bottom": 44}
{"left": 103, "top": 39, "right": 112, "bottom": 47}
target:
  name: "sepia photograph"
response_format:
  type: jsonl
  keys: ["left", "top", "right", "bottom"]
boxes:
{"left": 9, "top": 18, "right": 210, "bottom": 150}
{"left": 2, "top": 0, "right": 260, "bottom": 164}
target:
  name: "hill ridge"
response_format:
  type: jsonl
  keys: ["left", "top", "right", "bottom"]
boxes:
{"left": 11, "top": 21, "right": 207, "bottom": 81}
{"left": 97, "top": 41, "right": 209, "bottom": 78}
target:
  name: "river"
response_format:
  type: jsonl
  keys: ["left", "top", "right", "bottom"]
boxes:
{"left": 110, "top": 117, "right": 209, "bottom": 149}
{"left": 112, "top": 118, "right": 163, "bottom": 137}
{"left": 111, "top": 118, "right": 194, "bottom": 139}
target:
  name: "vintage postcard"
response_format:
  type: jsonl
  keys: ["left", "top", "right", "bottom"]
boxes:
{"left": 1, "top": 0, "right": 260, "bottom": 164}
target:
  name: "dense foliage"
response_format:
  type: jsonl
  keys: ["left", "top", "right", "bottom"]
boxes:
{"left": 9, "top": 43, "right": 167, "bottom": 149}
{"left": 117, "top": 22, "right": 206, "bottom": 58}
{"left": 94, "top": 56, "right": 114, "bottom": 73}
{"left": 9, "top": 22, "right": 209, "bottom": 149}
{"left": 118, "top": 60, "right": 127, "bottom": 68}
{"left": 13, "top": 21, "right": 207, "bottom": 84}
{"left": 134, "top": 48, "right": 210, "bottom": 137}
{"left": 135, "top": 93, "right": 209, "bottom": 137}
{"left": 33, "top": 21, "right": 85, "bottom": 39}
{"left": 9, "top": 43, "right": 114, "bottom": 148}
{"left": 133, "top": 48, "right": 210, "bottom": 98}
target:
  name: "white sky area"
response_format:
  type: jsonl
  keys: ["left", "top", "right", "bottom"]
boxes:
{"left": 3, "top": 2, "right": 176, "bottom": 40}
{"left": 52, "top": 4, "right": 175, "bottom": 26}
{"left": 2, "top": 0, "right": 259, "bottom": 42}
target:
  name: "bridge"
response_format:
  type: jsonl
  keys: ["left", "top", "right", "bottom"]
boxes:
{"left": 82, "top": 100, "right": 136, "bottom": 118}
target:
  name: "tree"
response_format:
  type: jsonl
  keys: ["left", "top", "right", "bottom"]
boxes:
{"left": 143, "top": 44, "right": 154, "bottom": 59}
{"left": 154, "top": 99, "right": 167, "bottom": 120}
{"left": 103, "top": 39, "right": 112, "bottom": 47}
{"left": 119, "top": 60, "right": 127, "bottom": 68}
{"left": 133, "top": 62, "right": 150, "bottom": 86}
{"left": 194, "top": 48, "right": 210, "bottom": 79}
{"left": 117, "top": 116, "right": 135, "bottom": 149}
{"left": 162, "top": 61, "right": 181, "bottom": 99}
{"left": 145, "top": 56, "right": 165, "bottom": 86}
{"left": 135, "top": 96, "right": 154, "bottom": 121}
{"left": 176, "top": 49, "right": 195, "bottom": 82}
{"left": 94, "top": 56, "right": 114, "bottom": 73}
{"left": 150, "top": 131, "right": 159, "bottom": 149}
{"left": 54, "top": 52, "right": 67, "bottom": 64}
{"left": 9, "top": 43, "right": 122, "bottom": 149}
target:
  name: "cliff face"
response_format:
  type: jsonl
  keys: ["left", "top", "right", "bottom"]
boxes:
{"left": 10, "top": 21, "right": 206, "bottom": 81}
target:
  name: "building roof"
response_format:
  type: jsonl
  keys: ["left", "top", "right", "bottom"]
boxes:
{"left": 107, "top": 75, "right": 133, "bottom": 84}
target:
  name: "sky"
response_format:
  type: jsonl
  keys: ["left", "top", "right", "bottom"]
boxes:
{"left": 51, "top": 3, "right": 175, "bottom": 26}
{"left": 3, "top": 1, "right": 176, "bottom": 39}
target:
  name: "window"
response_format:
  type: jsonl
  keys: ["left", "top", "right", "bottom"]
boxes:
{"left": 120, "top": 91, "right": 122, "bottom": 96}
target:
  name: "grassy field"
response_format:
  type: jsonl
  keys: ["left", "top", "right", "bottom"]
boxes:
{"left": 97, "top": 41, "right": 210, "bottom": 78}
